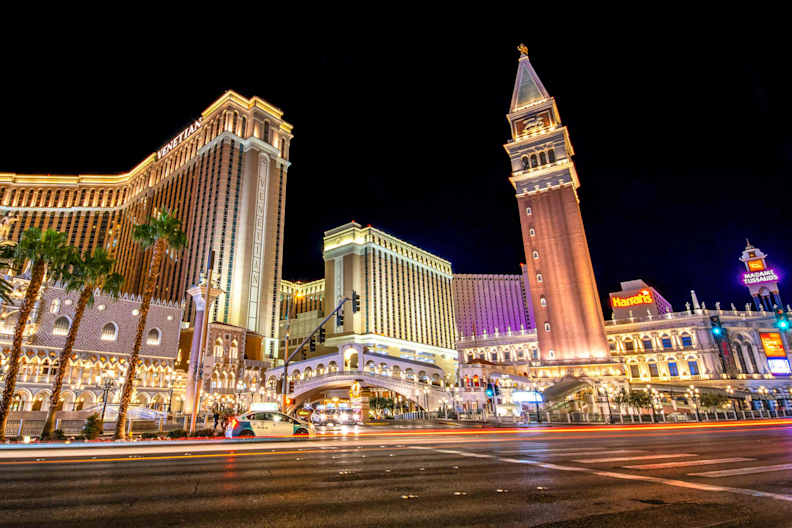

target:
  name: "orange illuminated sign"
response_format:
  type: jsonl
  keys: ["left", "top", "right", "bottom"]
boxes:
{"left": 760, "top": 332, "right": 786, "bottom": 358}
{"left": 611, "top": 289, "right": 654, "bottom": 308}
{"left": 748, "top": 259, "right": 765, "bottom": 272}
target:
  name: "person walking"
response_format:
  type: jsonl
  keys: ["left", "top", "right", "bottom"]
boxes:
{"left": 213, "top": 411, "right": 220, "bottom": 431}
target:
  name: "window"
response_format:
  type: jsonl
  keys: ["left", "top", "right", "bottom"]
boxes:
{"left": 548, "top": 350, "right": 555, "bottom": 359}
{"left": 642, "top": 338, "right": 653, "bottom": 350}
{"left": 536, "top": 273, "right": 543, "bottom": 283}
{"left": 214, "top": 338, "right": 224, "bottom": 358}
{"left": 525, "top": 206, "right": 532, "bottom": 216}
{"left": 608, "top": 340, "right": 616, "bottom": 351}
{"left": 539, "top": 151, "right": 547, "bottom": 165}
{"left": 52, "top": 316, "right": 70, "bottom": 336}
{"left": 101, "top": 322, "right": 118, "bottom": 341}
{"left": 529, "top": 227, "right": 535, "bottom": 237}
{"left": 504, "top": 351, "right": 511, "bottom": 361}
{"left": 490, "top": 352, "right": 497, "bottom": 362}
{"left": 532, "top": 349, "right": 539, "bottom": 360}
{"left": 629, "top": 364, "right": 641, "bottom": 378}
{"left": 680, "top": 334, "right": 693, "bottom": 348}
{"left": 624, "top": 339, "right": 634, "bottom": 351}
{"left": 540, "top": 296, "right": 547, "bottom": 307}
{"left": 49, "top": 299, "right": 61, "bottom": 314}
{"left": 521, "top": 156, "right": 530, "bottom": 170}
{"left": 532, "top": 250, "right": 539, "bottom": 260}
{"left": 668, "top": 361, "right": 679, "bottom": 377}
{"left": 544, "top": 322, "right": 551, "bottom": 332}
{"left": 688, "top": 360, "right": 700, "bottom": 376}
{"left": 648, "top": 362, "right": 659, "bottom": 377}
{"left": 548, "top": 149, "right": 556, "bottom": 163}
{"left": 661, "top": 336, "right": 673, "bottom": 349}
{"left": 146, "top": 328, "right": 161, "bottom": 346}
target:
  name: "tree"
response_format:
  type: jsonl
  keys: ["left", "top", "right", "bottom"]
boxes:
{"left": 42, "top": 248, "right": 123, "bottom": 439}
{"left": 699, "top": 392, "right": 729, "bottom": 410}
{"left": 0, "top": 228, "right": 70, "bottom": 439}
{"left": 115, "top": 209, "right": 186, "bottom": 440}
{"left": 628, "top": 390, "right": 653, "bottom": 415}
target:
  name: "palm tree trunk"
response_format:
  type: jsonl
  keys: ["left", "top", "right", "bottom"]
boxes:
{"left": 0, "top": 261, "right": 45, "bottom": 440}
{"left": 115, "top": 241, "right": 165, "bottom": 440}
{"left": 42, "top": 287, "right": 91, "bottom": 439}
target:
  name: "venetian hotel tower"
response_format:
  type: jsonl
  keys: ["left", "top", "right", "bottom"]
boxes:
{"left": 503, "top": 46, "right": 609, "bottom": 361}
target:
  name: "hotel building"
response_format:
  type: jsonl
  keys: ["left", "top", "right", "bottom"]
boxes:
{"left": 0, "top": 91, "right": 293, "bottom": 357}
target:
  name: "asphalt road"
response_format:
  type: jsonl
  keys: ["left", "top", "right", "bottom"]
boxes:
{"left": 2, "top": 421, "right": 792, "bottom": 527}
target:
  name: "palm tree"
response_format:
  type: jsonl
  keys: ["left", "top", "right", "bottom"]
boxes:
{"left": 0, "top": 228, "right": 70, "bottom": 439}
{"left": 115, "top": 209, "right": 186, "bottom": 439}
{"left": 42, "top": 248, "right": 123, "bottom": 439}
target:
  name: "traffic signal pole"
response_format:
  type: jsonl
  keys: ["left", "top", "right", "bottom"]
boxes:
{"left": 281, "top": 296, "right": 351, "bottom": 412}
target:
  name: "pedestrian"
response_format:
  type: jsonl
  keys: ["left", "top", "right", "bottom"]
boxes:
{"left": 213, "top": 411, "right": 220, "bottom": 431}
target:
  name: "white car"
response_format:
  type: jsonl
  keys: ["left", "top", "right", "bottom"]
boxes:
{"left": 226, "top": 411, "right": 315, "bottom": 438}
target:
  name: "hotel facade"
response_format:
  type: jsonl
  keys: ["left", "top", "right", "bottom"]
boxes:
{"left": 0, "top": 91, "right": 293, "bottom": 357}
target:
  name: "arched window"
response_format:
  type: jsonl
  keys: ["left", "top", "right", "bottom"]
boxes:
{"left": 53, "top": 316, "right": 71, "bottom": 336}
{"left": 214, "top": 337, "right": 224, "bottom": 358}
{"left": 548, "top": 149, "right": 556, "bottom": 163}
{"left": 521, "top": 156, "right": 530, "bottom": 170}
{"left": 642, "top": 337, "right": 653, "bottom": 350}
{"left": 680, "top": 333, "right": 693, "bottom": 348}
{"left": 146, "top": 328, "right": 161, "bottom": 346}
{"left": 230, "top": 340, "right": 238, "bottom": 360}
{"left": 623, "top": 338, "right": 634, "bottom": 351}
{"left": 647, "top": 359, "right": 659, "bottom": 377}
{"left": 548, "top": 350, "right": 555, "bottom": 359}
{"left": 539, "top": 152, "right": 547, "bottom": 165}
{"left": 525, "top": 207, "right": 532, "bottom": 216}
{"left": 101, "top": 322, "right": 118, "bottom": 341}
{"left": 544, "top": 322, "right": 551, "bottom": 332}
{"left": 661, "top": 335, "right": 673, "bottom": 349}
{"left": 529, "top": 227, "right": 535, "bottom": 237}
{"left": 536, "top": 273, "right": 543, "bottom": 283}
{"left": 530, "top": 154, "right": 538, "bottom": 167}
{"left": 608, "top": 340, "right": 616, "bottom": 351}
{"left": 532, "top": 250, "right": 539, "bottom": 260}
{"left": 540, "top": 296, "right": 547, "bottom": 307}
{"left": 49, "top": 299, "right": 61, "bottom": 314}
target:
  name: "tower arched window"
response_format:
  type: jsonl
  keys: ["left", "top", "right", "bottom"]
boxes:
{"left": 146, "top": 328, "right": 161, "bottom": 346}
{"left": 532, "top": 250, "right": 539, "bottom": 260}
{"left": 548, "top": 149, "right": 556, "bottom": 163}
{"left": 544, "top": 322, "right": 551, "bottom": 332}
{"left": 521, "top": 156, "right": 530, "bottom": 170}
{"left": 101, "top": 322, "right": 118, "bottom": 341}
{"left": 52, "top": 316, "right": 71, "bottom": 336}
{"left": 536, "top": 273, "right": 543, "bottom": 283}
{"left": 529, "top": 227, "right": 535, "bottom": 237}
{"left": 540, "top": 296, "right": 547, "bottom": 307}
{"left": 539, "top": 152, "right": 547, "bottom": 165}
{"left": 530, "top": 154, "right": 538, "bottom": 168}
{"left": 49, "top": 299, "right": 61, "bottom": 314}
{"left": 214, "top": 337, "right": 224, "bottom": 358}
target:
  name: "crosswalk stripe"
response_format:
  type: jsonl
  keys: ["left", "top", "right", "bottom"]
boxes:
{"left": 624, "top": 457, "right": 754, "bottom": 470}
{"left": 498, "top": 448, "right": 642, "bottom": 455}
{"left": 541, "top": 449, "right": 642, "bottom": 457}
{"left": 574, "top": 453, "right": 696, "bottom": 464}
{"left": 689, "top": 463, "right": 792, "bottom": 478}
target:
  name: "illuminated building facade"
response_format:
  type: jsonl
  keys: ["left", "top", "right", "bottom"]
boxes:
{"left": 0, "top": 91, "right": 293, "bottom": 357}
{"left": 609, "top": 279, "right": 673, "bottom": 319}
{"left": 739, "top": 240, "right": 782, "bottom": 311}
{"left": 453, "top": 273, "right": 533, "bottom": 338}
{"left": 503, "top": 47, "right": 609, "bottom": 362}
{"left": 321, "top": 222, "right": 457, "bottom": 375}
{"left": 280, "top": 279, "right": 325, "bottom": 319}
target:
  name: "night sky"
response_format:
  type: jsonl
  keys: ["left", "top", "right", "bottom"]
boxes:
{"left": 2, "top": 25, "right": 790, "bottom": 315}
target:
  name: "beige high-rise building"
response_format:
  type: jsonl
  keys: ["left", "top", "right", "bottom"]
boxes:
{"left": 0, "top": 91, "right": 293, "bottom": 357}
{"left": 321, "top": 222, "right": 457, "bottom": 374}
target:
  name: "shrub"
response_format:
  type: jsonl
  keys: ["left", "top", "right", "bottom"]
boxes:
{"left": 140, "top": 432, "right": 162, "bottom": 439}
{"left": 82, "top": 413, "right": 103, "bottom": 440}
{"left": 191, "top": 428, "right": 217, "bottom": 437}
{"left": 52, "top": 429, "right": 66, "bottom": 440}
{"left": 167, "top": 429, "right": 188, "bottom": 439}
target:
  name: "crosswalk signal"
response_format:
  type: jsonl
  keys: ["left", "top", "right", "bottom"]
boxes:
{"left": 318, "top": 327, "right": 326, "bottom": 343}
{"left": 775, "top": 307, "right": 790, "bottom": 331}
{"left": 309, "top": 336, "right": 316, "bottom": 353}
{"left": 336, "top": 311, "right": 344, "bottom": 328}
{"left": 352, "top": 290, "right": 361, "bottom": 313}
{"left": 709, "top": 315, "right": 725, "bottom": 341}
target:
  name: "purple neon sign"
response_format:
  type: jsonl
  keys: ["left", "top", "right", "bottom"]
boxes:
{"left": 743, "top": 268, "right": 779, "bottom": 286}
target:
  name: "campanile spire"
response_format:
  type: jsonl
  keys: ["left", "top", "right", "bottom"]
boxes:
{"left": 503, "top": 48, "right": 609, "bottom": 362}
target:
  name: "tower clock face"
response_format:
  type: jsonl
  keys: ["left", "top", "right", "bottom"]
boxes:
{"left": 747, "top": 259, "right": 765, "bottom": 272}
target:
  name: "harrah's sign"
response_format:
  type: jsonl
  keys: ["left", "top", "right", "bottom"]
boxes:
{"left": 611, "top": 289, "right": 654, "bottom": 308}
{"left": 743, "top": 269, "right": 779, "bottom": 286}
{"left": 157, "top": 118, "right": 202, "bottom": 159}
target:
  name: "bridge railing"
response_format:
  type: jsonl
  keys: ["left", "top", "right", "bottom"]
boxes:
{"left": 292, "top": 369, "right": 445, "bottom": 391}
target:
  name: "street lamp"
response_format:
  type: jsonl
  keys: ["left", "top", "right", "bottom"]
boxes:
{"left": 725, "top": 385, "right": 738, "bottom": 415}
{"left": 99, "top": 376, "right": 117, "bottom": 425}
{"left": 685, "top": 385, "right": 701, "bottom": 421}
{"left": 165, "top": 373, "right": 175, "bottom": 414}
{"left": 757, "top": 386, "right": 771, "bottom": 413}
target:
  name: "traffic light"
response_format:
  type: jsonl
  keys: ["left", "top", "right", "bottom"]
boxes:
{"left": 775, "top": 307, "right": 790, "bottom": 331}
{"left": 309, "top": 336, "right": 316, "bottom": 353}
{"left": 352, "top": 290, "right": 361, "bottom": 313}
{"left": 318, "top": 327, "right": 326, "bottom": 343}
{"left": 336, "top": 311, "right": 344, "bottom": 327}
{"left": 485, "top": 383, "right": 494, "bottom": 398}
{"left": 494, "top": 382, "right": 501, "bottom": 396}
{"left": 710, "top": 315, "right": 724, "bottom": 341}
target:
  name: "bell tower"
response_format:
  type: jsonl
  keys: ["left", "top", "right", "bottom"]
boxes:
{"left": 740, "top": 239, "right": 782, "bottom": 310}
{"left": 503, "top": 45, "right": 608, "bottom": 362}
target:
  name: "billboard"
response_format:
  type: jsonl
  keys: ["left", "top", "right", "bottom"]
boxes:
{"left": 747, "top": 259, "right": 765, "bottom": 272}
{"left": 743, "top": 269, "right": 779, "bottom": 286}
{"left": 511, "top": 391, "right": 543, "bottom": 403}
{"left": 760, "top": 332, "right": 786, "bottom": 357}
{"left": 611, "top": 289, "right": 654, "bottom": 308}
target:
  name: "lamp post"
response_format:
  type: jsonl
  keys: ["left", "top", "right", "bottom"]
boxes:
{"left": 686, "top": 385, "right": 701, "bottom": 421}
{"left": 166, "top": 373, "right": 175, "bottom": 414}
{"left": 99, "top": 376, "right": 116, "bottom": 425}
{"left": 757, "top": 386, "right": 770, "bottom": 413}
{"left": 725, "top": 385, "right": 737, "bottom": 415}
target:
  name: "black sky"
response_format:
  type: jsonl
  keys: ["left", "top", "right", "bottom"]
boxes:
{"left": 2, "top": 20, "right": 790, "bottom": 315}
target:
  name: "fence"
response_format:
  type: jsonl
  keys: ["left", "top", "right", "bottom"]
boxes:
{"left": 2, "top": 414, "right": 203, "bottom": 439}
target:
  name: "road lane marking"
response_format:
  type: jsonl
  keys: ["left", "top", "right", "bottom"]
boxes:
{"left": 689, "top": 463, "right": 792, "bottom": 478}
{"left": 498, "top": 448, "right": 643, "bottom": 456}
{"left": 418, "top": 447, "right": 792, "bottom": 503}
{"left": 623, "top": 457, "right": 755, "bottom": 470}
{"left": 574, "top": 454, "right": 696, "bottom": 463}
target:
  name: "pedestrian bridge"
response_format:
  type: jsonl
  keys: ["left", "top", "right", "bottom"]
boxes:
{"left": 287, "top": 370, "right": 448, "bottom": 411}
